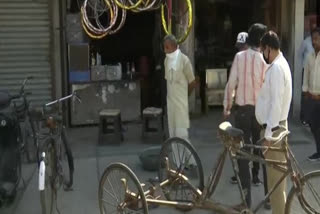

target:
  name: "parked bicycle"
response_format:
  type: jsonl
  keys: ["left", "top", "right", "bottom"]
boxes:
{"left": 13, "top": 76, "right": 39, "bottom": 163}
{"left": 98, "top": 121, "right": 320, "bottom": 214}
{"left": 37, "top": 93, "right": 81, "bottom": 214}
{"left": 0, "top": 76, "right": 38, "bottom": 205}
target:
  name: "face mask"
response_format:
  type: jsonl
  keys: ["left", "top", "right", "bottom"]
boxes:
{"left": 166, "top": 49, "right": 179, "bottom": 58}
{"left": 166, "top": 52, "right": 175, "bottom": 58}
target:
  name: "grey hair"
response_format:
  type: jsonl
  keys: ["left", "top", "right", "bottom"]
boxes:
{"left": 163, "top": 34, "right": 178, "bottom": 46}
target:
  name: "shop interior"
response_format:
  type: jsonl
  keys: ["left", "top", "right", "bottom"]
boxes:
{"left": 194, "top": 0, "right": 279, "bottom": 111}
{"left": 67, "top": 1, "right": 165, "bottom": 126}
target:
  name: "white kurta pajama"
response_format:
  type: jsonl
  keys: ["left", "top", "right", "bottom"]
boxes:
{"left": 164, "top": 49, "right": 195, "bottom": 166}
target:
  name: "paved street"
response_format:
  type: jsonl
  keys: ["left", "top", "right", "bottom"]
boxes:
{"left": 1, "top": 109, "right": 319, "bottom": 214}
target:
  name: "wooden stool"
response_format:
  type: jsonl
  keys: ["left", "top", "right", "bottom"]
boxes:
{"left": 142, "top": 107, "right": 164, "bottom": 141}
{"left": 98, "top": 109, "right": 123, "bottom": 144}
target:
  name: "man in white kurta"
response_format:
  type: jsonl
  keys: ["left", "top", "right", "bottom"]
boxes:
{"left": 164, "top": 36, "right": 195, "bottom": 140}
{"left": 163, "top": 35, "right": 196, "bottom": 166}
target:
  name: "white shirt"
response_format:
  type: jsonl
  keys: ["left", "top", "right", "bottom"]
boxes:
{"left": 165, "top": 51, "right": 195, "bottom": 128}
{"left": 255, "top": 53, "right": 292, "bottom": 141}
{"left": 302, "top": 51, "right": 320, "bottom": 95}
{"left": 223, "top": 48, "right": 268, "bottom": 111}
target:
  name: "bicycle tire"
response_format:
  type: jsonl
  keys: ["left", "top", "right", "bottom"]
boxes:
{"left": 114, "top": 0, "right": 144, "bottom": 10}
{"left": 98, "top": 162, "right": 148, "bottom": 214}
{"left": 108, "top": 2, "right": 126, "bottom": 35}
{"left": 206, "top": 148, "right": 228, "bottom": 198}
{"left": 60, "top": 127, "right": 74, "bottom": 189}
{"left": 161, "top": 0, "right": 192, "bottom": 44}
{"left": 81, "top": 0, "right": 115, "bottom": 34}
{"left": 15, "top": 146, "right": 22, "bottom": 192}
{"left": 40, "top": 138, "right": 56, "bottom": 214}
{"left": 129, "top": 0, "right": 159, "bottom": 12}
{"left": 285, "top": 170, "right": 320, "bottom": 214}
{"left": 23, "top": 117, "right": 38, "bottom": 163}
{"left": 158, "top": 137, "right": 204, "bottom": 204}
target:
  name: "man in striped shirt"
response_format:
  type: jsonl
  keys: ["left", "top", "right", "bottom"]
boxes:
{"left": 223, "top": 23, "right": 268, "bottom": 208}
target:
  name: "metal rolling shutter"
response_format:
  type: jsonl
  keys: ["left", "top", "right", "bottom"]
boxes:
{"left": 0, "top": 0, "right": 52, "bottom": 106}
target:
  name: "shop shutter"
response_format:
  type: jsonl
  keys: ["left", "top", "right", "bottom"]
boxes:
{"left": 0, "top": 0, "right": 52, "bottom": 107}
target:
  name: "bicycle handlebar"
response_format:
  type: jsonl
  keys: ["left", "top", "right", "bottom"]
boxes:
{"left": 45, "top": 92, "right": 82, "bottom": 107}
{"left": 9, "top": 76, "right": 34, "bottom": 101}
{"left": 19, "top": 76, "right": 33, "bottom": 96}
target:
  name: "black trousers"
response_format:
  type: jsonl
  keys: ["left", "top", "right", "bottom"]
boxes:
{"left": 308, "top": 99, "right": 320, "bottom": 153}
{"left": 234, "top": 105, "right": 268, "bottom": 207}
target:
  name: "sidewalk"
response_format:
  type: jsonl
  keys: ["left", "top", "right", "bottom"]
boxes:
{"left": 67, "top": 107, "right": 314, "bottom": 159}
{"left": 1, "top": 109, "right": 318, "bottom": 214}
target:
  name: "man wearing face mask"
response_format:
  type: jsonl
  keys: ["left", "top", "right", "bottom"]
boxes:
{"left": 223, "top": 23, "right": 268, "bottom": 209}
{"left": 163, "top": 35, "right": 196, "bottom": 165}
{"left": 256, "top": 31, "right": 292, "bottom": 214}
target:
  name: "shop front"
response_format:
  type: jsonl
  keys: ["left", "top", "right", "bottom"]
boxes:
{"left": 59, "top": 0, "right": 314, "bottom": 124}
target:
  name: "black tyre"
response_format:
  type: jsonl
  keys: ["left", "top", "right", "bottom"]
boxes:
{"left": 158, "top": 137, "right": 204, "bottom": 202}
{"left": 285, "top": 170, "right": 320, "bottom": 214}
{"left": 60, "top": 127, "right": 74, "bottom": 190}
{"left": 40, "top": 139, "right": 56, "bottom": 214}
{"left": 23, "top": 118, "right": 38, "bottom": 163}
{"left": 98, "top": 163, "right": 148, "bottom": 214}
{"left": 15, "top": 148, "right": 22, "bottom": 190}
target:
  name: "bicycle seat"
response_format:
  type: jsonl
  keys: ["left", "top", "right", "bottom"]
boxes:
{"left": 218, "top": 122, "right": 243, "bottom": 138}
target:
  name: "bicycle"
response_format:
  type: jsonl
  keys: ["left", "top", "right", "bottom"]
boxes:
{"left": 13, "top": 76, "right": 39, "bottom": 163}
{"left": 0, "top": 76, "right": 39, "bottom": 205}
{"left": 98, "top": 121, "right": 320, "bottom": 214}
{"left": 37, "top": 93, "right": 81, "bottom": 214}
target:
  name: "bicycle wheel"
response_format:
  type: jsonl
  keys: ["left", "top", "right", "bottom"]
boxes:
{"left": 40, "top": 138, "right": 56, "bottom": 214}
{"left": 23, "top": 117, "right": 38, "bottom": 163}
{"left": 60, "top": 127, "right": 74, "bottom": 190}
{"left": 285, "top": 170, "right": 320, "bottom": 214}
{"left": 82, "top": 0, "right": 115, "bottom": 33}
{"left": 161, "top": 0, "right": 192, "bottom": 44}
{"left": 158, "top": 137, "right": 204, "bottom": 202}
{"left": 98, "top": 163, "right": 148, "bottom": 214}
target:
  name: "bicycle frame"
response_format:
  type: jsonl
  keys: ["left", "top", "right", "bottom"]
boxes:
{"left": 39, "top": 93, "right": 80, "bottom": 189}
{"left": 120, "top": 129, "right": 308, "bottom": 214}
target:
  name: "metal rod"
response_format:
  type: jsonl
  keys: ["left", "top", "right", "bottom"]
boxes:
{"left": 146, "top": 198, "right": 194, "bottom": 209}
{"left": 243, "top": 144, "right": 286, "bottom": 152}
{"left": 235, "top": 150, "right": 288, "bottom": 167}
